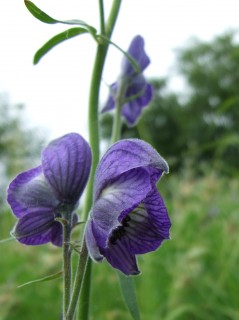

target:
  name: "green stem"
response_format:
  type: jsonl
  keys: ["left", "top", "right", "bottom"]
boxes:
{"left": 65, "top": 240, "right": 88, "bottom": 320}
{"left": 99, "top": 0, "right": 105, "bottom": 35}
{"left": 66, "top": 1, "right": 122, "bottom": 319}
{"left": 63, "top": 221, "right": 72, "bottom": 318}
{"left": 78, "top": 255, "right": 92, "bottom": 319}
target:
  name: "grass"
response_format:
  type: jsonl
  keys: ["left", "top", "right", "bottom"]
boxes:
{"left": 0, "top": 172, "right": 239, "bottom": 320}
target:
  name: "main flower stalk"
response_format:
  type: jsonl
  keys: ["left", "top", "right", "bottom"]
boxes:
{"left": 66, "top": 1, "right": 122, "bottom": 319}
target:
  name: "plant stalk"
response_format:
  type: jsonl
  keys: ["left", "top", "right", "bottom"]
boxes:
{"left": 66, "top": 1, "right": 123, "bottom": 319}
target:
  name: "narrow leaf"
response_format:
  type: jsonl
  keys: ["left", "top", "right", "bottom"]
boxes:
{"left": 0, "top": 237, "right": 14, "bottom": 244}
{"left": 34, "top": 27, "right": 88, "bottom": 64}
{"left": 117, "top": 271, "right": 141, "bottom": 320}
{"left": 24, "top": 0, "right": 58, "bottom": 24}
{"left": 24, "top": 1, "right": 97, "bottom": 37}
{"left": 18, "top": 270, "right": 63, "bottom": 288}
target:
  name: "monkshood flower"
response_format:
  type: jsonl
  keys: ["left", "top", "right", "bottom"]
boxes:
{"left": 102, "top": 35, "right": 153, "bottom": 125}
{"left": 7, "top": 133, "right": 91, "bottom": 246}
{"left": 85, "top": 139, "right": 171, "bottom": 275}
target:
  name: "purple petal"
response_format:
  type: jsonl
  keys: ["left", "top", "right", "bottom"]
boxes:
{"left": 91, "top": 167, "right": 151, "bottom": 249}
{"left": 121, "top": 35, "right": 150, "bottom": 77}
{"left": 136, "top": 83, "right": 153, "bottom": 106}
{"left": 12, "top": 211, "right": 55, "bottom": 245}
{"left": 101, "top": 237, "right": 140, "bottom": 275}
{"left": 94, "top": 139, "right": 169, "bottom": 199}
{"left": 122, "top": 100, "right": 142, "bottom": 126}
{"left": 42, "top": 133, "right": 91, "bottom": 204}
{"left": 126, "top": 74, "right": 147, "bottom": 97}
{"left": 7, "top": 166, "right": 59, "bottom": 219}
{"left": 121, "top": 76, "right": 153, "bottom": 125}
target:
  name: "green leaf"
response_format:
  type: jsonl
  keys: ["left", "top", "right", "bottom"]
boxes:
{"left": 24, "top": 0, "right": 58, "bottom": 24}
{"left": 18, "top": 270, "right": 63, "bottom": 288}
{"left": 24, "top": 1, "right": 97, "bottom": 37}
{"left": 117, "top": 271, "right": 141, "bottom": 320}
{"left": 98, "top": 35, "right": 140, "bottom": 74}
{"left": 34, "top": 27, "right": 88, "bottom": 64}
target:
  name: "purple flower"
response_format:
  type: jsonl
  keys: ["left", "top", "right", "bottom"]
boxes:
{"left": 85, "top": 139, "right": 171, "bottom": 275}
{"left": 7, "top": 133, "right": 91, "bottom": 246}
{"left": 102, "top": 35, "right": 153, "bottom": 126}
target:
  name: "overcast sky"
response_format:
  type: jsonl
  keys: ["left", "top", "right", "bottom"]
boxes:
{"left": 1, "top": 0, "right": 239, "bottom": 140}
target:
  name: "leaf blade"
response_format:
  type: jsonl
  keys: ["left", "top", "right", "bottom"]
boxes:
{"left": 117, "top": 271, "right": 141, "bottom": 320}
{"left": 34, "top": 27, "right": 88, "bottom": 64}
{"left": 24, "top": 1, "right": 97, "bottom": 36}
{"left": 18, "top": 270, "right": 63, "bottom": 288}
{"left": 24, "top": 0, "right": 57, "bottom": 24}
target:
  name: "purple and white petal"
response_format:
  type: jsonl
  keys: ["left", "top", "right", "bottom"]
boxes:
{"left": 85, "top": 219, "right": 104, "bottom": 262}
{"left": 7, "top": 166, "right": 58, "bottom": 219}
{"left": 121, "top": 35, "right": 150, "bottom": 77}
{"left": 91, "top": 167, "right": 151, "bottom": 248}
{"left": 94, "top": 139, "right": 168, "bottom": 199}
{"left": 42, "top": 133, "right": 91, "bottom": 204}
{"left": 12, "top": 211, "right": 55, "bottom": 245}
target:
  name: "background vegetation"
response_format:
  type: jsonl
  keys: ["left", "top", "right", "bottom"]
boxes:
{"left": 1, "top": 31, "right": 239, "bottom": 319}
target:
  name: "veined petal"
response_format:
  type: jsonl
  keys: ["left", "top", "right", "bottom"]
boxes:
{"left": 42, "top": 133, "right": 91, "bottom": 204}
{"left": 92, "top": 168, "right": 151, "bottom": 246}
{"left": 105, "top": 188, "right": 170, "bottom": 256}
{"left": 101, "top": 237, "right": 140, "bottom": 275}
{"left": 144, "top": 186, "right": 171, "bottom": 239}
{"left": 7, "top": 166, "right": 59, "bottom": 218}
{"left": 11, "top": 211, "right": 56, "bottom": 245}
{"left": 100, "top": 187, "right": 171, "bottom": 272}
{"left": 94, "top": 139, "right": 168, "bottom": 199}
{"left": 122, "top": 205, "right": 164, "bottom": 255}
{"left": 121, "top": 35, "right": 150, "bottom": 77}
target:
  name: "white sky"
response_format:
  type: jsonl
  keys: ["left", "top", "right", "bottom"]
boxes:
{"left": 0, "top": 0, "right": 239, "bottom": 141}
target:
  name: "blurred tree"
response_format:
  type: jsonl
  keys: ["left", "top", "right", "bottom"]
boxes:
{"left": 176, "top": 30, "right": 239, "bottom": 175}
{"left": 101, "top": 31, "right": 239, "bottom": 176}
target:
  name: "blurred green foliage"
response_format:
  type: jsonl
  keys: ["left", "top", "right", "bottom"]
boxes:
{"left": 0, "top": 93, "right": 45, "bottom": 207}
{"left": 0, "top": 93, "right": 45, "bottom": 178}
{"left": 1, "top": 173, "right": 238, "bottom": 319}
{"left": 101, "top": 31, "right": 239, "bottom": 177}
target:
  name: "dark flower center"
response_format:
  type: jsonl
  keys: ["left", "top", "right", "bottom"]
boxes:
{"left": 109, "top": 215, "right": 131, "bottom": 245}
